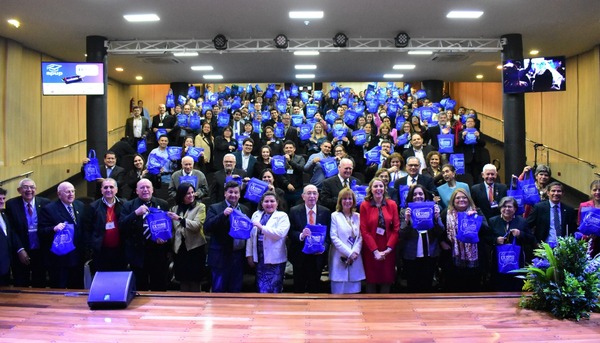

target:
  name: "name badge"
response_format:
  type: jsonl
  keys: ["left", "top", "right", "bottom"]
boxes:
{"left": 106, "top": 222, "right": 115, "bottom": 230}
{"left": 490, "top": 201, "right": 498, "bottom": 208}
{"left": 158, "top": 123, "right": 164, "bottom": 127}
{"left": 376, "top": 227, "right": 385, "bottom": 235}
{"left": 286, "top": 168, "right": 294, "bottom": 174}
{"left": 258, "top": 233, "right": 264, "bottom": 242}
{"left": 347, "top": 236, "right": 356, "bottom": 247}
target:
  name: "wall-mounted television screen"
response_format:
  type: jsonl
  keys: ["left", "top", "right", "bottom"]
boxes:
{"left": 502, "top": 56, "right": 566, "bottom": 94}
{"left": 42, "top": 62, "right": 105, "bottom": 95}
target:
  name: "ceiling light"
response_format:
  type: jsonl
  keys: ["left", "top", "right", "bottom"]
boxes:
{"left": 274, "top": 34, "right": 289, "bottom": 49}
{"left": 135, "top": 76, "right": 143, "bottom": 80}
{"left": 123, "top": 14, "right": 160, "bottom": 22}
{"left": 393, "top": 64, "right": 416, "bottom": 70}
{"left": 496, "top": 65, "right": 502, "bottom": 70}
{"left": 295, "top": 65, "right": 317, "bottom": 70}
{"left": 530, "top": 50, "right": 539, "bottom": 55}
{"left": 289, "top": 11, "right": 324, "bottom": 19}
{"left": 191, "top": 66, "right": 214, "bottom": 71}
{"left": 7, "top": 19, "right": 20, "bottom": 28}
{"left": 115, "top": 67, "right": 124, "bottom": 72}
{"left": 446, "top": 11, "right": 484, "bottom": 19}
{"left": 332, "top": 33, "right": 349, "bottom": 48}
{"left": 408, "top": 51, "right": 433, "bottom": 55}
{"left": 476, "top": 74, "right": 484, "bottom": 79}
{"left": 383, "top": 74, "right": 404, "bottom": 79}
{"left": 213, "top": 34, "right": 228, "bottom": 50}
{"left": 394, "top": 32, "right": 410, "bottom": 48}
{"left": 294, "top": 51, "right": 320, "bottom": 56}
{"left": 173, "top": 52, "right": 198, "bottom": 57}
{"left": 296, "top": 74, "right": 315, "bottom": 79}
{"left": 203, "top": 74, "right": 223, "bottom": 80}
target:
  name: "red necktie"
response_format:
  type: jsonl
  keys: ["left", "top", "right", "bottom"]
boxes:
{"left": 488, "top": 185, "right": 494, "bottom": 203}
{"left": 308, "top": 210, "right": 315, "bottom": 225}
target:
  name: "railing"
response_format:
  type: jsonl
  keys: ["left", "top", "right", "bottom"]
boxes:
{"left": 0, "top": 171, "right": 33, "bottom": 186}
{"left": 20, "top": 125, "right": 125, "bottom": 164}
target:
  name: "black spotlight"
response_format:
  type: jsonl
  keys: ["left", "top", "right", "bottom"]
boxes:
{"left": 332, "top": 32, "right": 348, "bottom": 48}
{"left": 213, "top": 34, "right": 228, "bottom": 50}
{"left": 274, "top": 34, "right": 289, "bottom": 49}
{"left": 395, "top": 32, "right": 410, "bottom": 48}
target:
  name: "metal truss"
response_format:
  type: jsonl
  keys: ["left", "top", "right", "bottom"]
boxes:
{"left": 107, "top": 37, "right": 502, "bottom": 54}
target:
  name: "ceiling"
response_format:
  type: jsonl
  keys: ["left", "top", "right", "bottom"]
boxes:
{"left": 1, "top": 0, "right": 599, "bottom": 85}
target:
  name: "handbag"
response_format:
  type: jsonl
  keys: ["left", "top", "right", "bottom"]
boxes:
{"left": 497, "top": 239, "right": 521, "bottom": 274}
{"left": 50, "top": 223, "right": 76, "bottom": 256}
{"left": 506, "top": 182, "right": 525, "bottom": 215}
{"left": 244, "top": 178, "right": 270, "bottom": 203}
{"left": 456, "top": 211, "right": 483, "bottom": 243}
{"left": 302, "top": 224, "right": 327, "bottom": 254}
{"left": 408, "top": 201, "right": 436, "bottom": 230}
{"left": 83, "top": 149, "right": 102, "bottom": 181}
{"left": 146, "top": 208, "right": 173, "bottom": 242}
{"left": 229, "top": 209, "right": 253, "bottom": 240}
{"left": 518, "top": 170, "right": 541, "bottom": 205}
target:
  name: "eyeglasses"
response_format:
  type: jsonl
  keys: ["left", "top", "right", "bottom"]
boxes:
{"left": 20, "top": 185, "right": 36, "bottom": 190}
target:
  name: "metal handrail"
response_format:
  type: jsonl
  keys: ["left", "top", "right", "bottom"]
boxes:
{"left": 477, "top": 111, "right": 504, "bottom": 124}
{"left": 526, "top": 138, "right": 597, "bottom": 169}
{"left": 0, "top": 171, "right": 33, "bottom": 186}
{"left": 20, "top": 125, "right": 125, "bottom": 164}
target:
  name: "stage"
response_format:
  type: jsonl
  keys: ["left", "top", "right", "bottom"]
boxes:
{"left": 0, "top": 289, "right": 599, "bottom": 342}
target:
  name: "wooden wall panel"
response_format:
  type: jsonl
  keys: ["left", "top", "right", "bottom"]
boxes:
{"left": 0, "top": 38, "right": 6, "bottom": 167}
{"left": 577, "top": 48, "right": 600, "bottom": 164}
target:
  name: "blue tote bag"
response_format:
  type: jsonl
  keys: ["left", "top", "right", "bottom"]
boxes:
{"left": 84, "top": 149, "right": 102, "bottom": 182}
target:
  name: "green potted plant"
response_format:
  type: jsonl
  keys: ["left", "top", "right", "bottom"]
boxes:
{"left": 516, "top": 236, "right": 600, "bottom": 321}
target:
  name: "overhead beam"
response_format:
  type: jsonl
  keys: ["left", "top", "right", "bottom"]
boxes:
{"left": 108, "top": 38, "right": 502, "bottom": 54}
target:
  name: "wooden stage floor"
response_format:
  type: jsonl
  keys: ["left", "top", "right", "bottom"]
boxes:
{"left": 0, "top": 289, "right": 599, "bottom": 342}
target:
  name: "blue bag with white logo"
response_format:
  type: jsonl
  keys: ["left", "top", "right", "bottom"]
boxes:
{"left": 437, "top": 134, "right": 454, "bottom": 153}
{"left": 449, "top": 154, "right": 465, "bottom": 175}
{"left": 271, "top": 155, "right": 287, "bottom": 175}
{"left": 146, "top": 208, "right": 173, "bottom": 242}
{"left": 456, "top": 212, "right": 482, "bottom": 243}
{"left": 244, "top": 178, "right": 270, "bottom": 203}
{"left": 320, "top": 157, "right": 338, "bottom": 178}
{"left": 229, "top": 209, "right": 253, "bottom": 240}
{"left": 408, "top": 201, "right": 435, "bottom": 230}
{"left": 302, "top": 224, "right": 327, "bottom": 254}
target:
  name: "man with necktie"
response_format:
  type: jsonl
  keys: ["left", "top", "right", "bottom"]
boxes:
{"left": 320, "top": 158, "right": 361, "bottom": 213}
{"left": 527, "top": 181, "right": 576, "bottom": 248}
{"left": 0, "top": 188, "right": 30, "bottom": 286}
{"left": 5, "top": 178, "right": 50, "bottom": 287}
{"left": 288, "top": 185, "right": 332, "bottom": 293}
{"left": 39, "top": 182, "right": 85, "bottom": 288}
{"left": 470, "top": 164, "right": 508, "bottom": 220}
{"left": 392, "top": 156, "right": 438, "bottom": 204}
{"left": 82, "top": 151, "right": 126, "bottom": 198}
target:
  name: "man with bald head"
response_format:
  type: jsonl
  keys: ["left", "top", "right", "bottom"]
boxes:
{"left": 5, "top": 178, "right": 51, "bottom": 287}
{"left": 119, "top": 178, "right": 170, "bottom": 291}
{"left": 320, "top": 158, "right": 361, "bottom": 212}
{"left": 39, "top": 182, "right": 85, "bottom": 288}
{"left": 168, "top": 156, "right": 208, "bottom": 201}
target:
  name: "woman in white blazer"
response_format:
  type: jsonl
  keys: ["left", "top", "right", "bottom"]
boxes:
{"left": 246, "top": 191, "right": 290, "bottom": 293}
{"left": 329, "top": 188, "right": 365, "bottom": 294}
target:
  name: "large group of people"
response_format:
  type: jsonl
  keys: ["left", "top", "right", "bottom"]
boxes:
{"left": 0, "top": 85, "right": 595, "bottom": 294}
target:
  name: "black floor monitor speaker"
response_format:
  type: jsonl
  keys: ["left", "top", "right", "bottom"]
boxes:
{"left": 88, "top": 271, "right": 136, "bottom": 310}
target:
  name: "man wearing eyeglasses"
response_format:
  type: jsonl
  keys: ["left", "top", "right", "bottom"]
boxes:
{"left": 5, "top": 178, "right": 51, "bottom": 287}
{"left": 392, "top": 156, "right": 438, "bottom": 204}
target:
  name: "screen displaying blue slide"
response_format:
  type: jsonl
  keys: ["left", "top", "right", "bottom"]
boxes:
{"left": 42, "top": 62, "right": 105, "bottom": 95}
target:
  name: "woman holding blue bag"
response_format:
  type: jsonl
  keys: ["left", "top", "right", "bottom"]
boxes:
{"left": 246, "top": 191, "right": 290, "bottom": 293}
{"left": 577, "top": 180, "right": 600, "bottom": 257}
{"left": 400, "top": 185, "right": 444, "bottom": 292}
{"left": 482, "top": 196, "right": 534, "bottom": 291}
{"left": 440, "top": 188, "right": 489, "bottom": 292}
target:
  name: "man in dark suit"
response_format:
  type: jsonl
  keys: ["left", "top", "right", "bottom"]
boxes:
{"left": 320, "top": 158, "right": 360, "bottom": 212}
{"left": 151, "top": 103, "right": 178, "bottom": 147}
{"left": 288, "top": 185, "right": 332, "bottom": 293}
{"left": 0, "top": 187, "right": 30, "bottom": 286}
{"left": 526, "top": 181, "right": 577, "bottom": 247}
{"left": 125, "top": 106, "right": 150, "bottom": 141}
{"left": 209, "top": 153, "right": 247, "bottom": 204}
{"left": 204, "top": 181, "right": 251, "bottom": 292}
{"left": 119, "top": 178, "right": 170, "bottom": 291}
{"left": 426, "top": 111, "right": 452, "bottom": 151}
{"left": 402, "top": 133, "right": 434, "bottom": 174}
{"left": 82, "top": 178, "right": 126, "bottom": 272}
{"left": 281, "top": 113, "right": 303, "bottom": 155}
{"left": 281, "top": 140, "right": 306, "bottom": 207}
{"left": 39, "top": 182, "right": 85, "bottom": 289}
{"left": 470, "top": 164, "right": 508, "bottom": 220}
{"left": 392, "top": 156, "right": 438, "bottom": 204}
{"left": 4, "top": 178, "right": 50, "bottom": 287}
{"left": 233, "top": 137, "right": 257, "bottom": 177}
{"left": 82, "top": 151, "right": 126, "bottom": 198}
{"left": 168, "top": 156, "right": 209, "bottom": 201}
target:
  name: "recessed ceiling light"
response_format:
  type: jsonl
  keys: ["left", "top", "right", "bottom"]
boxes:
{"left": 289, "top": 11, "right": 324, "bottom": 19}
{"left": 135, "top": 76, "right": 143, "bottom": 80}
{"left": 530, "top": 50, "right": 539, "bottom": 55}
{"left": 7, "top": 19, "right": 20, "bottom": 28}
{"left": 173, "top": 52, "right": 198, "bottom": 57}
{"left": 383, "top": 74, "right": 404, "bottom": 79}
{"left": 203, "top": 74, "right": 223, "bottom": 80}
{"left": 408, "top": 51, "right": 433, "bottom": 55}
{"left": 476, "top": 74, "right": 484, "bottom": 79}
{"left": 446, "top": 11, "right": 484, "bottom": 19}
{"left": 294, "top": 51, "right": 320, "bottom": 56}
{"left": 123, "top": 14, "right": 160, "bottom": 22}
{"left": 296, "top": 74, "right": 315, "bottom": 79}
{"left": 295, "top": 65, "right": 317, "bottom": 70}
{"left": 191, "top": 66, "right": 214, "bottom": 71}
{"left": 496, "top": 65, "right": 502, "bottom": 70}
{"left": 115, "top": 67, "right": 124, "bottom": 72}
{"left": 393, "top": 64, "right": 416, "bottom": 70}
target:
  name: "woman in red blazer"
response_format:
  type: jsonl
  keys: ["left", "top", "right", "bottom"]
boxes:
{"left": 359, "top": 177, "right": 400, "bottom": 293}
